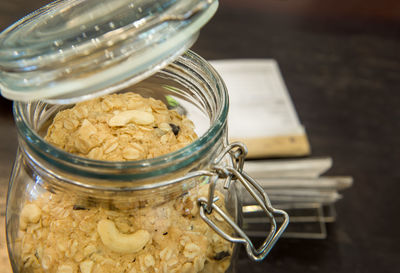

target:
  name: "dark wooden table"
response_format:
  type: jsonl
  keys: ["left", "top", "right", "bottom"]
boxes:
{"left": 1, "top": 1, "right": 399, "bottom": 272}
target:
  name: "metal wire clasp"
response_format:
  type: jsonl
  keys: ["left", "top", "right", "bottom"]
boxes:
{"left": 198, "top": 142, "right": 289, "bottom": 261}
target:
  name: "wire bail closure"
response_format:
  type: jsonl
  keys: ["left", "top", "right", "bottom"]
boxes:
{"left": 198, "top": 142, "right": 289, "bottom": 261}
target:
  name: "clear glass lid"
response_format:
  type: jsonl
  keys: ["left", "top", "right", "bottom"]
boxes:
{"left": 0, "top": 0, "right": 218, "bottom": 103}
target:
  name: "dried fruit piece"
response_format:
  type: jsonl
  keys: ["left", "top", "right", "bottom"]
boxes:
{"left": 169, "top": 123, "right": 180, "bottom": 136}
{"left": 214, "top": 251, "right": 230, "bottom": 261}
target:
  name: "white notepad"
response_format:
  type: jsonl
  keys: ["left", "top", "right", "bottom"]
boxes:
{"left": 210, "top": 59, "right": 310, "bottom": 158}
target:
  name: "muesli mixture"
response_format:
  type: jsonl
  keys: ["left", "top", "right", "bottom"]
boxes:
{"left": 16, "top": 92, "right": 233, "bottom": 273}
{"left": 45, "top": 92, "right": 197, "bottom": 161}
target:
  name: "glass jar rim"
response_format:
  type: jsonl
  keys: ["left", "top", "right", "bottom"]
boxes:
{"left": 13, "top": 51, "right": 229, "bottom": 184}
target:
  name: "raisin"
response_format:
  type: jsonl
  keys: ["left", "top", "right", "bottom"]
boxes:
{"left": 214, "top": 251, "right": 230, "bottom": 260}
{"left": 169, "top": 123, "right": 180, "bottom": 136}
{"left": 73, "top": 205, "right": 87, "bottom": 210}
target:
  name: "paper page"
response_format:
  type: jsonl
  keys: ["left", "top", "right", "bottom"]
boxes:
{"left": 210, "top": 59, "right": 310, "bottom": 158}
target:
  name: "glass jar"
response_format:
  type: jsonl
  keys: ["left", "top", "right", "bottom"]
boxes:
{"left": 6, "top": 51, "right": 287, "bottom": 273}
{"left": 1, "top": 1, "right": 288, "bottom": 273}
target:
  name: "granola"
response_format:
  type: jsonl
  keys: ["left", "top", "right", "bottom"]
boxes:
{"left": 45, "top": 92, "right": 197, "bottom": 161}
{"left": 16, "top": 92, "right": 234, "bottom": 273}
{"left": 16, "top": 185, "right": 233, "bottom": 273}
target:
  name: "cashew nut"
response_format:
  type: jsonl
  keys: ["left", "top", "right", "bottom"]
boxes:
{"left": 20, "top": 203, "right": 41, "bottom": 230}
{"left": 108, "top": 110, "right": 154, "bottom": 126}
{"left": 97, "top": 219, "right": 150, "bottom": 254}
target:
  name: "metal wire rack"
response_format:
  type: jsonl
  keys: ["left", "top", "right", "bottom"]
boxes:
{"left": 241, "top": 157, "right": 353, "bottom": 239}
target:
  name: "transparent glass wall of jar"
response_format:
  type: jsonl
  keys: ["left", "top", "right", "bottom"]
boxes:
{"left": 6, "top": 51, "right": 241, "bottom": 273}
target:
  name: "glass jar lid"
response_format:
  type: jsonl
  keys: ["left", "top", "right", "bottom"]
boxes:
{"left": 0, "top": 0, "right": 218, "bottom": 104}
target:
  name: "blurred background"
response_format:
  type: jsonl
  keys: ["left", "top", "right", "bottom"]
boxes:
{"left": 1, "top": 0, "right": 399, "bottom": 273}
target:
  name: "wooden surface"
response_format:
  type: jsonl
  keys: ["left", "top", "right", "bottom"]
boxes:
{"left": 1, "top": 0, "right": 400, "bottom": 272}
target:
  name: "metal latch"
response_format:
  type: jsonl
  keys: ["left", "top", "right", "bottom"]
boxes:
{"left": 197, "top": 142, "right": 289, "bottom": 261}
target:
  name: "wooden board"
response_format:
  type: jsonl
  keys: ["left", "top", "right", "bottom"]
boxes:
{"left": 231, "top": 134, "right": 310, "bottom": 158}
